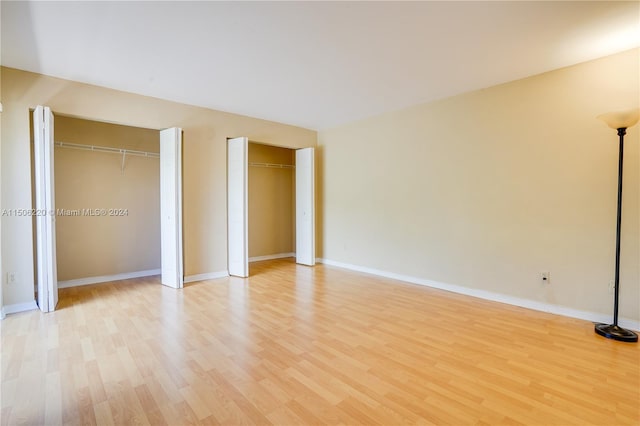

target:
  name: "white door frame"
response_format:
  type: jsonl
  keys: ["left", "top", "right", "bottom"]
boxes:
{"left": 33, "top": 106, "right": 58, "bottom": 312}
{"left": 227, "top": 137, "right": 249, "bottom": 277}
{"left": 295, "top": 147, "right": 315, "bottom": 266}
{"left": 160, "top": 127, "right": 184, "bottom": 288}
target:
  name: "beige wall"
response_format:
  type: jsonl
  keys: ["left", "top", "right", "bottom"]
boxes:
{"left": 1, "top": 67, "right": 316, "bottom": 307}
{"left": 54, "top": 116, "right": 160, "bottom": 281}
{"left": 248, "top": 143, "right": 295, "bottom": 258}
{"left": 318, "top": 49, "right": 639, "bottom": 323}
{"left": 56, "top": 115, "right": 160, "bottom": 152}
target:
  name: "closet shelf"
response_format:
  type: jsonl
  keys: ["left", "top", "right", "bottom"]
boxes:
{"left": 55, "top": 141, "right": 160, "bottom": 158}
{"left": 249, "top": 162, "right": 295, "bottom": 169}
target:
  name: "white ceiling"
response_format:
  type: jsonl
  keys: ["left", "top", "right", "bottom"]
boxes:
{"left": 2, "top": 1, "right": 639, "bottom": 130}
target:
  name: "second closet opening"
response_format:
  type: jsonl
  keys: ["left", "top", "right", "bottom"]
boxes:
{"left": 248, "top": 142, "right": 296, "bottom": 270}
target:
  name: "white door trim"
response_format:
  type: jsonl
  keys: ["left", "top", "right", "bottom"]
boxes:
{"left": 295, "top": 147, "right": 315, "bottom": 266}
{"left": 227, "top": 137, "right": 249, "bottom": 277}
{"left": 33, "top": 105, "right": 58, "bottom": 312}
{"left": 160, "top": 127, "right": 184, "bottom": 288}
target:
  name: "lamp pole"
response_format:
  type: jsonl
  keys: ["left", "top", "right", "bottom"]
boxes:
{"left": 612, "top": 128, "right": 624, "bottom": 327}
{"left": 595, "top": 109, "right": 639, "bottom": 343}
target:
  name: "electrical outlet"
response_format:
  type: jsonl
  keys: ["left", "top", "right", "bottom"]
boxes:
{"left": 608, "top": 280, "right": 615, "bottom": 294}
{"left": 540, "top": 271, "right": 550, "bottom": 284}
{"left": 6, "top": 272, "right": 16, "bottom": 285}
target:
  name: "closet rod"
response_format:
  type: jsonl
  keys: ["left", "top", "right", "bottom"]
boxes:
{"left": 55, "top": 141, "right": 160, "bottom": 158}
{"left": 249, "top": 162, "right": 295, "bottom": 169}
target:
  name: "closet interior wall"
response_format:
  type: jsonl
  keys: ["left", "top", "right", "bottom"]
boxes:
{"left": 53, "top": 116, "right": 160, "bottom": 282}
{"left": 248, "top": 143, "right": 295, "bottom": 260}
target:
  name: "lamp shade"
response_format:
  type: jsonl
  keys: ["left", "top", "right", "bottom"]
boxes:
{"left": 597, "top": 108, "right": 640, "bottom": 130}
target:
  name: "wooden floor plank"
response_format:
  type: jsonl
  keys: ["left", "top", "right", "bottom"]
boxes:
{"left": 1, "top": 259, "right": 638, "bottom": 425}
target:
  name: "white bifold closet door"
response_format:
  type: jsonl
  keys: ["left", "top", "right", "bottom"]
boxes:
{"left": 227, "top": 137, "right": 249, "bottom": 277}
{"left": 160, "top": 128, "right": 184, "bottom": 288}
{"left": 296, "top": 148, "right": 315, "bottom": 266}
{"left": 33, "top": 105, "right": 58, "bottom": 312}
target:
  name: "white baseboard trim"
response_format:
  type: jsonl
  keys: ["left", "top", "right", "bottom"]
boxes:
{"left": 184, "top": 271, "right": 229, "bottom": 284}
{"left": 58, "top": 269, "right": 161, "bottom": 289}
{"left": 249, "top": 253, "right": 295, "bottom": 263}
{"left": 317, "top": 258, "right": 640, "bottom": 332}
{"left": 3, "top": 300, "right": 39, "bottom": 315}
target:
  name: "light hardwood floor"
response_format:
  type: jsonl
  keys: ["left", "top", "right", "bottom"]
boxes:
{"left": 1, "top": 258, "right": 638, "bottom": 425}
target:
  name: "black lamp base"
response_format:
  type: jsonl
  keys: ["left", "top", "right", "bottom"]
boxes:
{"left": 594, "top": 324, "right": 638, "bottom": 342}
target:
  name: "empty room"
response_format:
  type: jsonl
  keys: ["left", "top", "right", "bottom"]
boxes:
{"left": 1, "top": 1, "right": 638, "bottom": 425}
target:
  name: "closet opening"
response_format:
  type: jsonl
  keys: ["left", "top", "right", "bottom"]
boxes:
{"left": 248, "top": 142, "right": 296, "bottom": 273}
{"left": 227, "top": 137, "right": 315, "bottom": 278}
{"left": 56, "top": 116, "right": 161, "bottom": 292}
{"left": 30, "top": 107, "right": 184, "bottom": 312}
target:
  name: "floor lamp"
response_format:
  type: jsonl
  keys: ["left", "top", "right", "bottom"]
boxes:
{"left": 595, "top": 108, "right": 639, "bottom": 343}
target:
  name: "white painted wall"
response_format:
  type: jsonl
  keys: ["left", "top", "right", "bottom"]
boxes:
{"left": 318, "top": 49, "right": 639, "bottom": 325}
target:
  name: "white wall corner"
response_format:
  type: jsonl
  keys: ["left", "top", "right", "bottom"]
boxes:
{"left": 316, "top": 258, "right": 640, "bottom": 332}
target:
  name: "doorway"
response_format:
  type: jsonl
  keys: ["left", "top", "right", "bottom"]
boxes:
{"left": 248, "top": 143, "right": 295, "bottom": 263}
{"left": 31, "top": 106, "right": 184, "bottom": 312}
{"left": 227, "top": 137, "right": 315, "bottom": 277}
